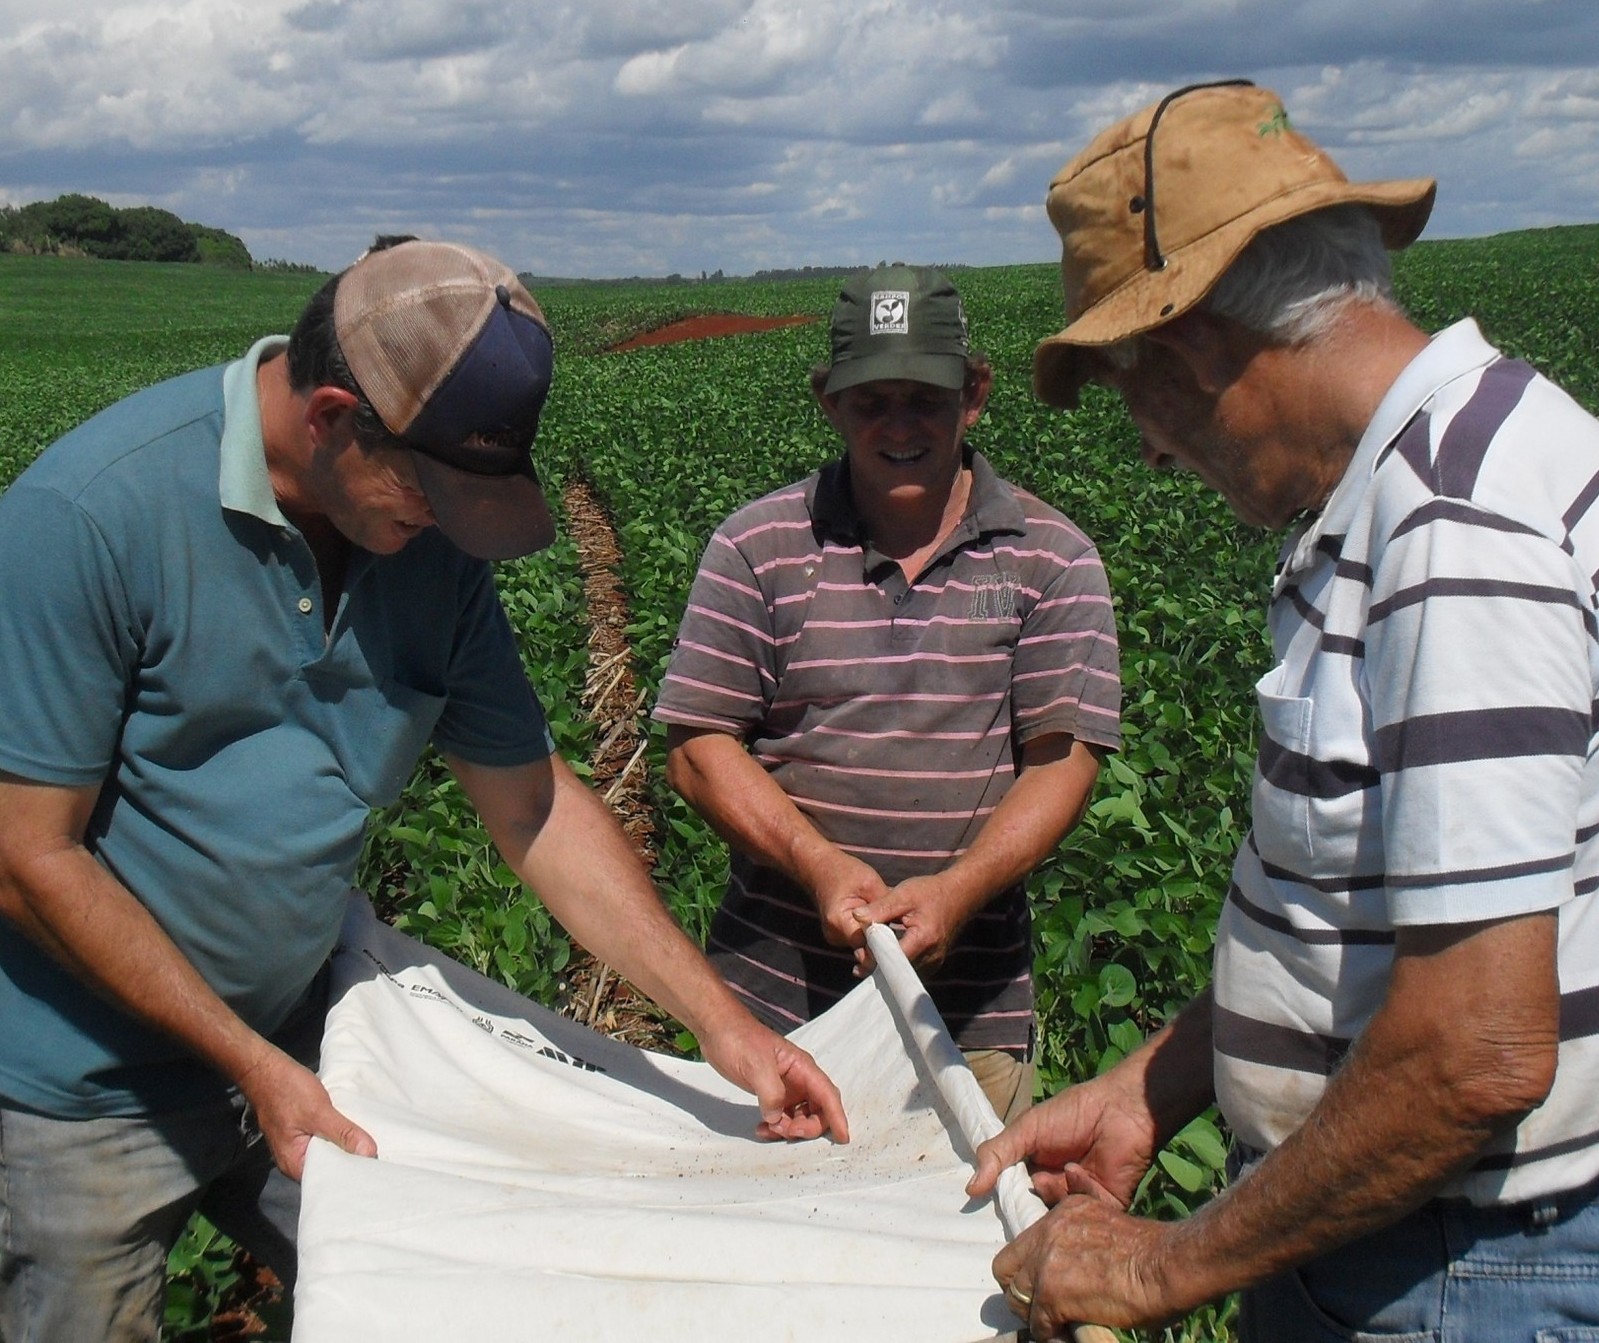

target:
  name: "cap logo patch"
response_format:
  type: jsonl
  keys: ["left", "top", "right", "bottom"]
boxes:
{"left": 870, "top": 291, "right": 910, "bottom": 335}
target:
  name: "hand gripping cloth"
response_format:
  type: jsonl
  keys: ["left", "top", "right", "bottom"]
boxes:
{"left": 292, "top": 897, "right": 1044, "bottom": 1341}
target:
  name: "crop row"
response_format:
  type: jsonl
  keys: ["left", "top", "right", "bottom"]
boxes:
{"left": 4, "top": 228, "right": 1598, "bottom": 1342}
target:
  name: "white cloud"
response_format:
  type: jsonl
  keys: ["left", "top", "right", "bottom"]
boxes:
{"left": 614, "top": 0, "right": 834, "bottom": 98}
{"left": 1, "top": 0, "right": 1596, "bottom": 273}
{"left": 920, "top": 90, "right": 983, "bottom": 128}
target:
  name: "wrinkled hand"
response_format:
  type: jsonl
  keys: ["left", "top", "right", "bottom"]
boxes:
{"left": 967, "top": 1073, "right": 1156, "bottom": 1211}
{"left": 237, "top": 1045, "right": 378, "bottom": 1181}
{"left": 854, "top": 873, "right": 967, "bottom": 974}
{"left": 700, "top": 1019, "right": 851, "bottom": 1143}
{"left": 994, "top": 1196, "right": 1181, "bottom": 1334}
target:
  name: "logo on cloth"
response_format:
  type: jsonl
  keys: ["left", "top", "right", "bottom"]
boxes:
{"left": 501, "top": 1030, "right": 607, "bottom": 1073}
{"left": 969, "top": 573, "right": 1020, "bottom": 620}
{"left": 870, "top": 290, "right": 910, "bottom": 335}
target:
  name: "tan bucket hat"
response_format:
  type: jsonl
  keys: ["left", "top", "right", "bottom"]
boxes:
{"left": 1033, "top": 80, "right": 1437, "bottom": 408}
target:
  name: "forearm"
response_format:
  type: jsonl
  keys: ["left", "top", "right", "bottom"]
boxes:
{"left": 1129, "top": 988, "right": 1219, "bottom": 1152}
{"left": 665, "top": 726, "right": 860, "bottom": 894}
{"left": 1157, "top": 913, "right": 1559, "bottom": 1311}
{"left": 452, "top": 751, "right": 848, "bottom": 1141}
{"left": 933, "top": 735, "right": 1101, "bottom": 920}
{"left": 481, "top": 753, "right": 754, "bottom": 1041}
{"left": 0, "top": 822, "right": 271, "bottom": 1088}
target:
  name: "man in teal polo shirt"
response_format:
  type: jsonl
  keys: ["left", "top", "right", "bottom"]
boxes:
{"left": 0, "top": 237, "right": 846, "bottom": 1342}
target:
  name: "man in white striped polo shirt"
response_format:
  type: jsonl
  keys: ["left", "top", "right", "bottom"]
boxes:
{"left": 655, "top": 265, "right": 1123, "bottom": 1123}
{"left": 970, "top": 82, "right": 1599, "bottom": 1339}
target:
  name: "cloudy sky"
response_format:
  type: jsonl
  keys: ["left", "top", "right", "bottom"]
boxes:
{"left": 3, "top": 0, "right": 1597, "bottom": 277}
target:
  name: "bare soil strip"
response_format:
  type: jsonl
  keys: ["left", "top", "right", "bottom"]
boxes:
{"left": 606, "top": 312, "right": 815, "bottom": 352}
{"left": 556, "top": 479, "right": 677, "bottom": 1050}
{"left": 559, "top": 314, "right": 812, "bottom": 1040}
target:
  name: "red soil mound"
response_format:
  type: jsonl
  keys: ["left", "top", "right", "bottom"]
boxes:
{"left": 608, "top": 313, "right": 815, "bottom": 351}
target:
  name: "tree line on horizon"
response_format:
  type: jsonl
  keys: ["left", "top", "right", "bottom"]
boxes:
{"left": 524, "top": 260, "right": 975, "bottom": 289}
{"left": 0, "top": 194, "right": 292, "bottom": 270}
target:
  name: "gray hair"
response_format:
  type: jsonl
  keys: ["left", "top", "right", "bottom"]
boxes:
{"left": 1200, "top": 203, "right": 1398, "bottom": 344}
{"left": 1092, "top": 205, "right": 1399, "bottom": 375}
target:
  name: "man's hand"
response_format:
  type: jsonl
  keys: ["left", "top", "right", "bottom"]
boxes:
{"left": 841, "top": 735, "right": 1102, "bottom": 976}
{"left": 967, "top": 1069, "right": 1159, "bottom": 1211}
{"left": 806, "top": 847, "right": 891, "bottom": 953}
{"left": 972, "top": 1055, "right": 1201, "bottom": 1334}
{"left": 698, "top": 1019, "right": 851, "bottom": 1143}
{"left": 235, "top": 1043, "right": 378, "bottom": 1181}
{"left": 994, "top": 1197, "right": 1181, "bottom": 1334}
{"left": 853, "top": 872, "right": 968, "bottom": 973}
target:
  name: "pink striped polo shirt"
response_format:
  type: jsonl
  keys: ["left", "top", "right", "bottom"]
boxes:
{"left": 654, "top": 450, "right": 1122, "bottom": 1051}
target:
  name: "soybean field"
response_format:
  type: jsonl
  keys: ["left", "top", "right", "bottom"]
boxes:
{"left": 3, "top": 224, "right": 1597, "bottom": 1342}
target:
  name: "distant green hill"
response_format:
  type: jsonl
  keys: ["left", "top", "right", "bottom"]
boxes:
{"left": 0, "top": 194, "right": 254, "bottom": 267}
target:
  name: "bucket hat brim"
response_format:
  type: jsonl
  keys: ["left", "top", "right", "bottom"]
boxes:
{"left": 1031, "top": 83, "right": 1436, "bottom": 409}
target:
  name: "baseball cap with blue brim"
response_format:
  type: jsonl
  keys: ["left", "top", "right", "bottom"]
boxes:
{"left": 823, "top": 265, "right": 971, "bottom": 395}
{"left": 335, "top": 240, "right": 557, "bottom": 560}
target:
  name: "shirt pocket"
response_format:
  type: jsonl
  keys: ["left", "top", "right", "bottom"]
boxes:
{"left": 1252, "top": 662, "right": 1316, "bottom": 872}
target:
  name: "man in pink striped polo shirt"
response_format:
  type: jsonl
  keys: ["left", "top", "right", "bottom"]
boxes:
{"left": 654, "top": 265, "right": 1122, "bottom": 1121}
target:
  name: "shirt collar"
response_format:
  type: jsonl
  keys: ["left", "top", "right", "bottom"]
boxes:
{"left": 219, "top": 335, "right": 291, "bottom": 525}
{"left": 810, "top": 446, "right": 1026, "bottom": 545}
{"left": 1277, "top": 318, "right": 1498, "bottom": 584}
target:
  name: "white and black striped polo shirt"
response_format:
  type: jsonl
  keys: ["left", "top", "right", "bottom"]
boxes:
{"left": 1214, "top": 319, "right": 1599, "bottom": 1205}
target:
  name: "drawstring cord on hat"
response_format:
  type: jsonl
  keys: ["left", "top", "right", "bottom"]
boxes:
{"left": 1138, "top": 78, "right": 1256, "bottom": 272}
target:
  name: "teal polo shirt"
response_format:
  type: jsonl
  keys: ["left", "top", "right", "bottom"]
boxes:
{"left": 0, "top": 338, "right": 552, "bottom": 1116}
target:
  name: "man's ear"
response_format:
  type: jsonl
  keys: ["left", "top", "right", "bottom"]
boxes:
{"left": 1142, "top": 310, "right": 1241, "bottom": 396}
{"left": 961, "top": 363, "right": 993, "bottom": 430}
{"left": 304, "top": 385, "right": 362, "bottom": 447}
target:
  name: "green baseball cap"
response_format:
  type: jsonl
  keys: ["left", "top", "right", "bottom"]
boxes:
{"left": 823, "top": 264, "right": 971, "bottom": 394}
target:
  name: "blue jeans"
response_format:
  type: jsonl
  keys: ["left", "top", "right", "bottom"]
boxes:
{"left": 0, "top": 971, "right": 325, "bottom": 1343}
{"left": 1238, "top": 1175, "right": 1599, "bottom": 1341}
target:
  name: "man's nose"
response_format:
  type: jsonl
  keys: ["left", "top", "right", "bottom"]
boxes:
{"left": 883, "top": 403, "right": 920, "bottom": 435}
{"left": 1138, "top": 435, "right": 1174, "bottom": 472}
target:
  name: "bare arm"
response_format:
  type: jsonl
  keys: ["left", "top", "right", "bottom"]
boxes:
{"left": 664, "top": 723, "right": 890, "bottom": 949}
{"left": 666, "top": 726, "right": 1101, "bottom": 972}
{"left": 988, "top": 911, "right": 1559, "bottom": 1333}
{"left": 445, "top": 749, "right": 849, "bottom": 1142}
{"left": 0, "top": 770, "right": 375, "bottom": 1179}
